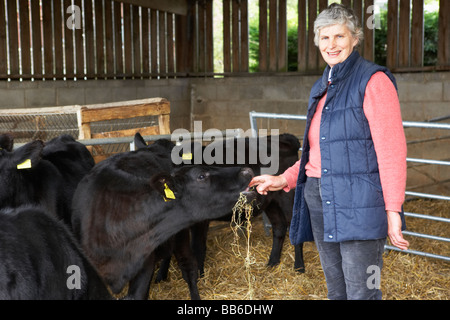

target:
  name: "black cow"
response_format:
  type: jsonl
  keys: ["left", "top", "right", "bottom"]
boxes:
{"left": 173, "top": 134, "right": 305, "bottom": 276}
{"left": 133, "top": 134, "right": 202, "bottom": 300}
{"left": 0, "top": 206, "right": 111, "bottom": 300}
{"left": 0, "top": 133, "right": 14, "bottom": 151}
{"left": 0, "top": 137, "right": 65, "bottom": 220}
{"left": 42, "top": 134, "right": 95, "bottom": 225}
{"left": 0, "top": 134, "right": 94, "bottom": 227}
{"left": 71, "top": 141, "right": 254, "bottom": 300}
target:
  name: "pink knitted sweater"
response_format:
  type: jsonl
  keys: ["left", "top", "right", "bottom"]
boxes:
{"left": 281, "top": 72, "right": 407, "bottom": 213}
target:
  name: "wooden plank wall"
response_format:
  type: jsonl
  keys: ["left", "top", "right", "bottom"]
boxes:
{"left": 387, "top": 0, "right": 449, "bottom": 70}
{"left": 222, "top": 0, "right": 248, "bottom": 72}
{"left": 0, "top": 0, "right": 178, "bottom": 80}
{"left": 0, "top": 0, "right": 448, "bottom": 80}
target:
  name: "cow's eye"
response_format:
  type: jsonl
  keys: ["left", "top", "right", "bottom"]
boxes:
{"left": 197, "top": 173, "right": 208, "bottom": 181}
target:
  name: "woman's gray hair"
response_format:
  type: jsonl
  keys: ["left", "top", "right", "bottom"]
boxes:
{"left": 314, "top": 3, "right": 363, "bottom": 47}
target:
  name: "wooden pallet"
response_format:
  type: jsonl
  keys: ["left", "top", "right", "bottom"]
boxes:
{"left": 77, "top": 98, "right": 170, "bottom": 162}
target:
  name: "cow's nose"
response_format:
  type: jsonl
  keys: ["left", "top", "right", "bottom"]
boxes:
{"left": 240, "top": 167, "right": 254, "bottom": 179}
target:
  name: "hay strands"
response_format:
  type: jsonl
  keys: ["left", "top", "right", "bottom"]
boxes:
{"left": 231, "top": 192, "right": 257, "bottom": 299}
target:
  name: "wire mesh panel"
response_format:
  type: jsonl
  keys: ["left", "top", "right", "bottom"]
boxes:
{"left": 0, "top": 98, "right": 170, "bottom": 162}
{"left": 0, "top": 112, "right": 79, "bottom": 143}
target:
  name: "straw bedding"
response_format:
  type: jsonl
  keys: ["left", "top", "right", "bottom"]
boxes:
{"left": 149, "top": 199, "right": 449, "bottom": 300}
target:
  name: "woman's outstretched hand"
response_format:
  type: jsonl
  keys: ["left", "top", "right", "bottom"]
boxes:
{"left": 248, "top": 175, "right": 288, "bottom": 195}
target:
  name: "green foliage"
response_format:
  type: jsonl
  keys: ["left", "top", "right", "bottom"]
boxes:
{"left": 423, "top": 10, "right": 439, "bottom": 66}
{"left": 249, "top": 23, "right": 260, "bottom": 72}
{"left": 287, "top": 26, "right": 299, "bottom": 71}
{"left": 374, "top": 9, "right": 388, "bottom": 66}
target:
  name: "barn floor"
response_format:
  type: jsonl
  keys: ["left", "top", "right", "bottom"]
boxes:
{"left": 149, "top": 199, "right": 449, "bottom": 300}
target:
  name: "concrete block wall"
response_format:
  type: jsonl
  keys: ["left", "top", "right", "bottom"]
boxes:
{"left": 190, "top": 75, "right": 315, "bottom": 137}
{"left": 0, "top": 71, "right": 448, "bottom": 194}
{"left": 0, "top": 78, "right": 192, "bottom": 131}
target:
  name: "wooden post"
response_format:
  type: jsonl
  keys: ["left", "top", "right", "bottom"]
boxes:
{"left": 105, "top": 0, "right": 115, "bottom": 77}
{"left": 269, "top": 0, "right": 277, "bottom": 72}
{"left": 7, "top": 0, "right": 19, "bottom": 77}
{"left": 259, "top": 0, "right": 268, "bottom": 72}
{"left": 297, "top": 0, "right": 307, "bottom": 72}
{"left": 19, "top": 0, "right": 31, "bottom": 77}
{"left": 278, "top": 0, "right": 287, "bottom": 72}
{"left": 363, "top": 0, "right": 375, "bottom": 62}
{"left": 77, "top": 108, "right": 92, "bottom": 140}
{"left": 240, "top": 0, "right": 249, "bottom": 72}
{"left": 398, "top": 0, "right": 410, "bottom": 67}
{"left": 386, "top": 0, "right": 398, "bottom": 69}
{"left": 54, "top": 0, "right": 63, "bottom": 78}
{"left": 158, "top": 114, "right": 171, "bottom": 135}
{"left": 437, "top": 0, "right": 450, "bottom": 66}
{"left": 232, "top": 0, "right": 241, "bottom": 72}
{"left": 307, "top": 0, "right": 317, "bottom": 71}
{"left": 411, "top": 0, "right": 424, "bottom": 67}
{"left": 0, "top": 0, "right": 6, "bottom": 77}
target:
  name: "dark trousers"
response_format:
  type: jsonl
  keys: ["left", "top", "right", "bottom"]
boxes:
{"left": 304, "top": 177, "right": 385, "bottom": 300}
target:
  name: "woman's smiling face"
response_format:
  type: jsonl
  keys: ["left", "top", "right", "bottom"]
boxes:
{"left": 318, "top": 24, "right": 359, "bottom": 68}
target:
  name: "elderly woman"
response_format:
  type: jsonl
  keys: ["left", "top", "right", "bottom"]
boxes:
{"left": 249, "top": 3, "right": 409, "bottom": 300}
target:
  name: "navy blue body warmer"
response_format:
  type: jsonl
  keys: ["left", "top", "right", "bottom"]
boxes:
{"left": 289, "top": 50, "right": 406, "bottom": 244}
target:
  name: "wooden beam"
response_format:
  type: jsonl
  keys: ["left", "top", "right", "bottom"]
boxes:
{"left": 240, "top": 0, "right": 249, "bottom": 72}
{"left": 363, "top": 0, "right": 374, "bottom": 62}
{"left": 307, "top": 0, "right": 317, "bottom": 71}
{"left": 0, "top": 0, "right": 6, "bottom": 76}
{"left": 223, "top": 0, "right": 231, "bottom": 72}
{"left": 386, "top": 0, "right": 398, "bottom": 69}
{"left": 410, "top": 0, "right": 424, "bottom": 67}
{"left": 259, "top": 0, "right": 268, "bottom": 72}
{"left": 297, "top": 0, "right": 307, "bottom": 72}
{"left": 437, "top": 0, "right": 450, "bottom": 66}
{"left": 269, "top": 0, "right": 277, "bottom": 72}
{"left": 19, "top": 0, "right": 31, "bottom": 76}
{"left": 398, "top": 0, "right": 410, "bottom": 67}
{"left": 80, "top": 101, "right": 170, "bottom": 123}
{"left": 118, "top": 0, "right": 188, "bottom": 15}
{"left": 278, "top": 0, "right": 287, "bottom": 72}
{"left": 7, "top": 0, "right": 19, "bottom": 76}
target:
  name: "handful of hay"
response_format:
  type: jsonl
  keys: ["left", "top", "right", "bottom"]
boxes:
{"left": 231, "top": 192, "right": 256, "bottom": 300}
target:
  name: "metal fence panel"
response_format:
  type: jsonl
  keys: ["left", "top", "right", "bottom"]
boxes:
{"left": 249, "top": 111, "right": 450, "bottom": 261}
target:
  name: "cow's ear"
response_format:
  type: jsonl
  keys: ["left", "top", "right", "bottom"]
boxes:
{"left": 0, "top": 133, "right": 14, "bottom": 152}
{"left": 150, "top": 173, "right": 177, "bottom": 201}
{"left": 278, "top": 134, "right": 301, "bottom": 155}
{"left": 134, "top": 132, "right": 148, "bottom": 149}
{"left": 13, "top": 140, "right": 44, "bottom": 170}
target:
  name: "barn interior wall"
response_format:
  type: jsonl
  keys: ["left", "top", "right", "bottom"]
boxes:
{"left": 0, "top": 71, "right": 449, "bottom": 194}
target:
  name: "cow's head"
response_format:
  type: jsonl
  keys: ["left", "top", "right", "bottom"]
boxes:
{"left": 150, "top": 165, "right": 254, "bottom": 221}
{"left": 0, "top": 140, "right": 45, "bottom": 207}
{"left": 0, "top": 134, "right": 14, "bottom": 152}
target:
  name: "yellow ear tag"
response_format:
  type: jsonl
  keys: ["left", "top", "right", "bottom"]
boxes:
{"left": 182, "top": 153, "right": 192, "bottom": 160}
{"left": 17, "top": 159, "right": 32, "bottom": 170}
{"left": 163, "top": 183, "right": 176, "bottom": 201}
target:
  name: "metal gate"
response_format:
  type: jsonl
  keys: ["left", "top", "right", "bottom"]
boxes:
{"left": 249, "top": 111, "right": 450, "bottom": 262}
